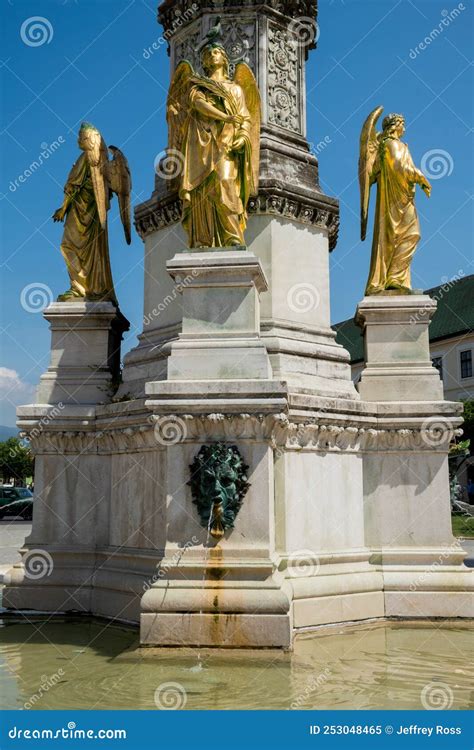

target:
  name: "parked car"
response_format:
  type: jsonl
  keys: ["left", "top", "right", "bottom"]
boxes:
{"left": 0, "top": 486, "right": 33, "bottom": 520}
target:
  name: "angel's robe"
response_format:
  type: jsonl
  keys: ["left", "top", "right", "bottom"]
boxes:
{"left": 181, "top": 77, "right": 253, "bottom": 248}
{"left": 59, "top": 153, "right": 116, "bottom": 300}
{"left": 366, "top": 137, "right": 425, "bottom": 295}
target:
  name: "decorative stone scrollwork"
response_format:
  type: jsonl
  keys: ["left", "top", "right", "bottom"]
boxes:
{"left": 173, "top": 16, "right": 257, "bottom": 76}
{"left": 173, "top": 25, "right": 202, "bottom": 70}
{"left": 247, "top": 193, "right": 340, "bottom": 250}
{"left": 219, "top": 17, "right": 256, "bottom": 75}
{"left": 159, "top": 1, "right": 319, "bottom": 38}
{"left": 21, "top": 417, "right": 461, "bottom": 456}
{"left": 271, "top": 420, "right": 462, "bottom": 453}
{"left": 22, "top": 425, "right": 157, "bottom": 455}
{"left": 135, "top": 191, "right": 340, "bottom": 250}
{"left": 267, "top": 22, "right": 301, "bottom": 133}
{"left": 24, "top": 430, "right": 101, "bottom": 455}
{"left": 167, "top": 412, "right": 288, "bottom": 442}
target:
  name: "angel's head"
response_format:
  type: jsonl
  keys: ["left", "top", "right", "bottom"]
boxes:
{"left": 78, "top": 122, "right": 100, "bottom": 150}
{"left": 201, "top": 44, "right": 229, "bottom": 77}
{"left": 382, "top": 113, "right": 405, "bottom": 139}
{"left": 78, "top": 122, "right": 107, "bottom": 167}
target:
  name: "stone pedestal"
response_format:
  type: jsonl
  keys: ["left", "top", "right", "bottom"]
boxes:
{"left": 165, "top": 249, "right": 272, "bottom": 381}
{"left": 355, "top": 295, "right": 443, "bottom": 402}
{"left": 356, "top": 295, "right": 472, "bottom": 618}
{"left": 37, "top": 301, "right": 129, "bottom": 405}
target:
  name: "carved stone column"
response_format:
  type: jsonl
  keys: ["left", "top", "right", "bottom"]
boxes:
{"left": 146, "top": 1, "right": 337, "bottom": 240}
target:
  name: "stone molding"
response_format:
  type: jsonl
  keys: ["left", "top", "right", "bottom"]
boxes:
{"left": 158, "top": 2, "right": 319, "bottom": 37}
{"left": 135, "top": 190, "right": 340, "bottom": 250}
{"left": 21, "top": 413, "right": 461, "bottom": 455}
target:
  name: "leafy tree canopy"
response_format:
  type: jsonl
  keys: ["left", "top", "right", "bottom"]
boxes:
{"left": 0, "top": 438, "right": 34, "bottom": 484}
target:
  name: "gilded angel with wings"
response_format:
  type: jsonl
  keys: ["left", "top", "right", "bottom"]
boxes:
{"left": 53, "top": 122, "right": 132, "bottom": 302}
{"left": 166, "top": 32, "right": 261, "bottom": 248}
{"left": 359, "top": 107, "right": 431, "bottom": 296}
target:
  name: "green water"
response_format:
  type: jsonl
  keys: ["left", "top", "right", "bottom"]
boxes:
{"left": 0, "top": 619, "right": 472, "bottom": 710}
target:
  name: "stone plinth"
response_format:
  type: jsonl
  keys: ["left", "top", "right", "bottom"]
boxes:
{"left": 355, "top": 295, "right": 472, "bottom": 617}
{"left": 120, "top": 215, "right": 356, "bottom": 400}
{"left": 165, "top": 249, "right": 272, "bottom": 381}
{"left": 355, "top": 295, "right": 443, "bottom": 402}
{"left": 37, "top": 302, "right": 129, "bottom": 405}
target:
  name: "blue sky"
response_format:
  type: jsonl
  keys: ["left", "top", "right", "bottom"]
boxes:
{"left": 1, "top": 0, "right": 473, "bottom": 426}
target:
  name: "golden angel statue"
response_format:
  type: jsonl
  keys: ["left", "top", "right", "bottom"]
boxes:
{"left": 166, "top": 30, "right": 261, "bottom": 248}
{"left": 53, "top": 122, "right": 132, "bottom": 302}
{"left": 359, "top": 107, "right": 431, "bottom": 296}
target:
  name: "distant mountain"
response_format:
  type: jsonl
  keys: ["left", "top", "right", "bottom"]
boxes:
{"left": 0, "top": 425, "right": 19, "bottom": 441}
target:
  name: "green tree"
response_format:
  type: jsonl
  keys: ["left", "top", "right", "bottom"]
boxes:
{"left": 0, "top": 438, "right": 34, "bottom": 484}
{"left": 461, "top": 400, "right": 474, "bottom": 448}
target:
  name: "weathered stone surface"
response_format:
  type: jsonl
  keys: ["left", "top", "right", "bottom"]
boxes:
{"left": 356, "top": 295, "right": 444, "bottom": 402}
{"left": 4, "top": 2, "right": 473, "bottom": 647}
{"left": 35, "top": 302, "right": 129, "bottom": 406}
{"left": 164, "top": 250, "right": 273, "bottom": 380}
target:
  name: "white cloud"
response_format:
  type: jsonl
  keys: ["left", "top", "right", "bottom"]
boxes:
{"left": 0, "top": 367, "right": 36, "bottom": 426}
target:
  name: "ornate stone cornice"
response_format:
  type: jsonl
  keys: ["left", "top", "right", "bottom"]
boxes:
{"left": 135, "top": 189, "right": 340, "bottom": 250}
{"left": 158, "top": 2, "right": 319, "bottom": 37}
{"left": 21, "top": 415, "right": 461, "bottom": 455}
{"left": 274, "top": 423, "right": 463, "bottom": 452}
{"left": 249, "top": 192, "right": 340, "bottom": 251}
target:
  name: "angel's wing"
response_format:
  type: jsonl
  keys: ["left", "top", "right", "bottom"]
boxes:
{"left": 85, "top": 128, "right": 109, "bottom": 230}
{"left": 233, "top": 62, "right": 261, "bottom": 195}
{"left": 106, "top": 146, "right": 132, "bottom": 245}
{"left": 359, "top": 105, "right": 383, "bottom": 241}
{"left": 167, "top": 60, "right": 194, "bottom": 157}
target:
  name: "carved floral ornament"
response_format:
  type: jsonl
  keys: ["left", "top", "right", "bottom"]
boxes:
{"left": 21, "top": 414, "right": 461, "bottom": 455}
{"left": 267, "top": 22, "right": 300, "bottom": 133}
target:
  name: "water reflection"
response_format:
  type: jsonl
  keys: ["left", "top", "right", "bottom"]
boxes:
{"left": 0, "top": 619, "right": 472, "bottom": 710}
